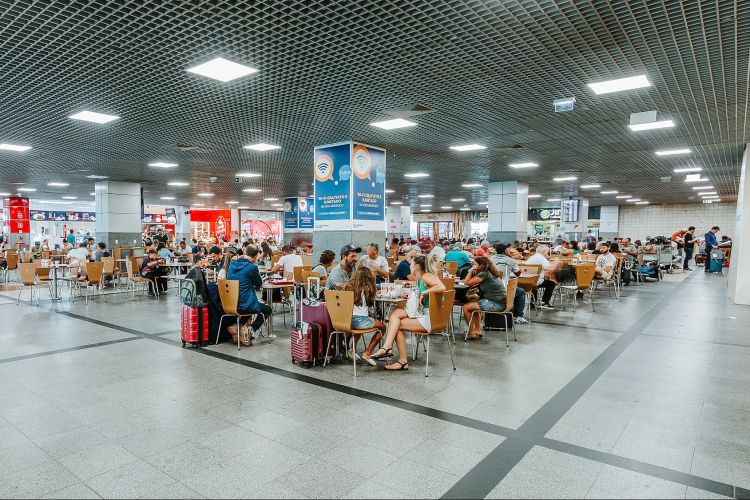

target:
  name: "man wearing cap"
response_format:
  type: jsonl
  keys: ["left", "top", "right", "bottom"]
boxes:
{"left": 326, "top": 245, "right": 361, "bottom": 290}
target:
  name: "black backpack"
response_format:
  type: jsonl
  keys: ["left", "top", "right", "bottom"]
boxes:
{"left": 180, "top": 267, "right": 209, "bottom": 307}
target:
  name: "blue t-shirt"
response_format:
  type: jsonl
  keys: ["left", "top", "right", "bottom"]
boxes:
{"left": 393, "top": 260, "right": 412, "bottom": 281}
{"left": 227, "top": 258, "right": 263, "bottom": 312}
{"left": 445, "top": 250, "right": 471, "bottom": 267}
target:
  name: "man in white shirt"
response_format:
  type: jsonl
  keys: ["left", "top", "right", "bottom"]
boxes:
{"left": 271, "top": 244, "right": 303, "bottom": 278}
{"left": 594, "top": 242, "right": 616, "bottom": 280}
{"left": 525, "top": 244, "right": 557, "bottom": 309}
{"left": 67, "top": 242, "right": 90, "bottom": 263}
{"left": 361, "top": 243, "right": 390, "bottom": 281}
{"left": 429, "top": 242, "right": 448, "bottom": 262}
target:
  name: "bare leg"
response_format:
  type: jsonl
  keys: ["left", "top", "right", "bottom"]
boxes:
{"left": 362, "top": 321, "right": 385, "bottom": 357}
{"left": 372, "top": 309, "right": 407, "bottom": 357}
{"left": 463, "top": 302, "right": 481, "bottom": 337}
{"left": 386, "top": 317, "right": 426, "bottom": 369}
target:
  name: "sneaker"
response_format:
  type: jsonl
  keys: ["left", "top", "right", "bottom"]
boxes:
{"left": 361, "top": 354, "right": 377, "bottom": 366}
{"left": 514, "top": 316, "right": 531, "bottom": 325}
{"left": 540, "top": 303, "right": 555, "bottom": 310}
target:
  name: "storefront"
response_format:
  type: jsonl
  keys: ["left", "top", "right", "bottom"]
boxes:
{"left": 527, "top": 207, "right": 561, "bottom": 240}
{"left": 189, "top": 209, "right": 232, "bottom": 243}
{"left": 30, "top": 210, "right": 97, "bottom": 247}
{"left": 240, "top": 210, "right": 283, "bottom": 242}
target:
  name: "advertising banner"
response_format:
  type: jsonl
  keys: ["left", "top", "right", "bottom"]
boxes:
{"left": 4, "top": 197, "right": 30, "bottom": 234}
{"left": 299, "top": 197, "right": 314, "bottom": 229}
{"left": 284, "top": 197, "right": 299, "bottom": 229}
{"left": 314, "top": 142, "right": 351, "bottom": 230}
{"left": 30, "top": 210, "right": 96, "bottom": 222}
{"left": 164, "top": 207, "right": 177, "bottom": 224}
{"left": 188, "top": 209, "right": 231, "bottom": 241}
{"left": 351, "top": 143, "right": 386, "bottom": 230}
{"left": 528, "top": 208, "right": 561, "bottom": 221}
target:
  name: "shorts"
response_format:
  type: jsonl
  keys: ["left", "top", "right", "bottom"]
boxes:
{"left": 478, "top": 299, "right": 504, "bottom": 312}
{"left": 416, "top": 310, "right": 431, "bottom": 332}
{"left": 351, "top": 315, "right": 375, "bottom": 330}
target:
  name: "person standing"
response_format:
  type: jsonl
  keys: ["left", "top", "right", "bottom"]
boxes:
{"left": 704, "top": 226, "right": 720, "bottom": 272}
{"left": 683, "top": 226, "right": 695, "bottom": 271}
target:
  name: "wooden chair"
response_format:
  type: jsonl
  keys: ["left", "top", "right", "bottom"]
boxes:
{"left": 3, "top": 252, "right": 19, "bottom": 282}
{"left": 293, "top": 265, "right": 312, "bottom": 283}
{"left": 323, "top": 290, "right": 380, "bottom": 376}
{"left": 300, "top": 254, "right": 313, "bottom": 267}
{"left": 100, "top": 256, "right": 121, "bottom": 289}
{"left": 466, "top": 278, "right": 519, "bottom": 347}
{"left": 595, "top": 256, "right": 624, "bottom": 299}
{"left": 579, "top": 253, "right": 598, "bottom": 262}
{"left": 558, "top": 263, "right": 596, "bottom": 311}
{"left": 125, "top": 260, "right": 155, "bottom": 298}
{"left": 401, "top": 289, "right": 456, "bottom": 377}
{"left": 300, "top": 271, "right": 321, "bottom": 298}
{"left": 217, "top": 279, "right": 256, "bottom": 350}
{"left": 16, "top": 263, "right": 41, "bottom": 305}
{"left": 444, "top": 261, "right": 458, "bottom": 275}
{"left": 75, "top": 262, "right": 105, "bottom": 303}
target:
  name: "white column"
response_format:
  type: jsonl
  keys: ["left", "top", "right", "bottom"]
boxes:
{"left": 488, "top": 181, "right": 529, "bottom": 243}
{"left": 728, "top": 145, "right": 750, "bottom": 305}
{"left": 174, "top": 205, "right": 191, "bottom": 243}
{"left": 599, "top": 205, "right": 619, "bottom": 239}
{"left": 94, "top": 181, "right": 142, "bottom": 248}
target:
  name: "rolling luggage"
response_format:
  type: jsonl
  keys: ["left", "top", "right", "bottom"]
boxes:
{"left": 709, "top": 248, "right": 723, "bottom": 273}
{"left": 291, "top": 283, "right": 326, "bottom": 367}
{"left": 181, "top": 305, "right": 209, "bottom": 348}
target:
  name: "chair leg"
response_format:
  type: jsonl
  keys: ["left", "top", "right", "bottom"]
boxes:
{"left": 216, "top": 317, "right": 225, "bottom": 345}
{"left": 446, "top": 333, "right": 456, "bottom": 371}
{"left": 503, "top": 315, "right": 509, "bottom": 348}
{"left": 323, "top": 330, "right": 336, "bottom": 367}
{"left": 425, "top": 335, "right": 430, "bottom": 378}
{"left": 237, "top": 318, "right": 241, "bottom": 351}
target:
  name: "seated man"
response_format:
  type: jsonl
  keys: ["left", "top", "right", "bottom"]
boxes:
{"left": 594, "top": 242, "right": 616, "bottom": 280}
{"left": 227, "top": 244, "right": 273, "bottom": 341}
{"left": 392, "top": 249, "right": 417, "bottom": 281}
{"left": 525, "top": 244, "right": 557, "bottom": 309}
{"left": 326, "top": 245, "right": 360, "bottom": 290}
{"left": 140, "top": 248, "right": 168, "bottom": 294}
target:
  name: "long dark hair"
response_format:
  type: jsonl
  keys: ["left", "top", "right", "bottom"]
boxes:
{"left": 345, "top": 266, "right": 377, "bottom": 307}
{"left": 473, "top": 256, "right": 502, "bottom": 278}
{"left": 261, "top": 241, "right": 273, "bottom": 260}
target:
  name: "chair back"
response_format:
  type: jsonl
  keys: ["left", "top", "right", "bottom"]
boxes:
{"left": 519, "top": 263, "right": 542, "bottom": 275}
{"left": 86, "top": 262, "right": 104, "bottom": 283}
{"left": 101, "top": 256, "right": 115, "bottom": 274}
{"left": 444, "top": 261, "right": 458, "bottom": 275}
{"left": 271, "top": 254, "right": 281, "bottom": 265}
{"left": 433, "top": 260, "right": 444, "bottom": 276}
{"left": 293, "top": 265, "right": 312, "bottom": 283}
{"left": 324, "top": 290, "right": 355, "bottom": 332}
{"left": 6, "top": 253, "right": 19, "bottom": 270}
{"left": 428, "top": 290, "right": 455, "bottom": 332}
{"left": 579, "top": 253, "right": 598, "bottom": 262}
{"left": 21, "top": 252, "right": 32, "bottom": 263}
{"left": 36, "top": 265, "right": 51, "bottom": 280}
{"left": 575, "top": 263, "right": 596, "bottom": 290}
{"left": 217, "top": 278, "right": 240, "bottom": 316}
{"left": 42, "top": 251, "right": 50, "bottom": 259}
{"left": 300, "top": 254, "right": 313, "bottom": 267}
{"left": 441, "top": 277, "right": 455, "bottom": 291}
{"left": 17, "top": 263, "right": 37, "bottom": 286}
{"left": 504, "top": 278, "right": 518, "bottom": 313}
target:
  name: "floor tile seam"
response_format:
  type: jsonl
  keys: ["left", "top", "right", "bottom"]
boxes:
{"left": 531, "top": 319, "right": 625, "bottom": 334}
{"left": 640, "top": 331, "right": 750, "bottom": 350}
{"left": 0, "top": 336, "right": 143, "bottom": 364}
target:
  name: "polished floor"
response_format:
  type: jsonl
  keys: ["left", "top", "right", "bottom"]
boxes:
{"left": 0, "top": 270, "right": 749, "bottom": 499}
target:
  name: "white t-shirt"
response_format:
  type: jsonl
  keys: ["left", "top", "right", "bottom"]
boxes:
{"left": 429, "top": 246, "right": 446, "bottom": 262}
{"left": 526, "top": 253, "right": 551, "bottom": 285}
{"left": 595, "top": 253, "right": 616, "bottom": 270}
{"left": 361, "top": 255, "right": 389, "bottom": 275}
{"left": 67, "top": 247, "right": 89, "bottom": 263}
{"left": 353, "top": 293, "right": 369, "bottom": 317}
{"left": 277, "top": 253, "right": 303, "bottom": 277}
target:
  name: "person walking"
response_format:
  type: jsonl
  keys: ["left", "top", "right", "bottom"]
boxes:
{"left": 683, "top": 226, "right": 695, "bottom": 271}
{"left": 704, "top": 226, "right": 719, "bottom": 273}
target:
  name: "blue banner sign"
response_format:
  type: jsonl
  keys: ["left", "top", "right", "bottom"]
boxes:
{"left": 314, "top": 143, "right": 351, "bottom": 230}
{"left": 351, "top": 143, "right": 386, "bottom": 230}
{"left": 299, "top": 197, "right": 314, "bottom": 229}
{"left": 284, "top": 197, "right": 299, "bottom": 229}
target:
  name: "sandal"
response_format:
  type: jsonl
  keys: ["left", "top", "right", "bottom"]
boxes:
{"left": 370, "top": 347, "right": 393, "bottom": 360}
{"left": 361, "top": 354, "right": 377, "bottom": 367}
{"left": 385, "top": 360, "right": 409, "bottom": 371}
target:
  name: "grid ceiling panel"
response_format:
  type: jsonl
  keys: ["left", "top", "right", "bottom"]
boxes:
{"left": 0, "top": 0, "right": 747, "bottom": 211}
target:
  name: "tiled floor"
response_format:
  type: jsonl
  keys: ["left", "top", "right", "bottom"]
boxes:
{"left": 1, "top": 270, "right": 749, "bottom": 499}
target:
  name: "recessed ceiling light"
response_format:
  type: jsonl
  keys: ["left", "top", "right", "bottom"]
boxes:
{"left": 370, "top": 118, "right": 417, "bottom": 130}
{"left": 89, "top": 192, "right": 95, "bottom": 196}
{"left": 588, "top": 75, "right": 651, "bottom": 95}
{"left": 547, "top": 198, "right": 561, "bottom": 202}
{"left": 404, "top": 172, "right": 429, "bottom": 178}
{"left": 17, "top": 187, "right": 36, "bottom": 192}
{"left": 237, "top": 206, "right": 250, "bottom": 209}
{"left": 86, "top": 175, "right": 108, "bottom": 179}
{"left": 656, "top": 148, "right": 691, "bottom": 156}
{"left": 243, "top": 188, "right": 262, "bottom": 193}
{"left": 553, "top": 176, "right": 577, "bottom": 182}
{"left": 417, "top": 194, "right": 433, "bottom": 198}
{"left": 693, "top": 186, "right": 714, "bottom": 190}
{"left": 508, "top": 162, "right": 539, "bottom": 168}
{"left": 450, "top": 144, "right": 486, "bottom": 151}
{"left": 186, "top": 57, "right": 258, "bottom": 82}
{"left": 0, "top": 143, "right": 32, "bottom": 151}
{"left": 69, "top": 110, "right": 120, "bottom": 124}
{"left": 0, "top": 192, "right": 11, "bottom": 196}
{"left": 385, "top": 189, "right": 395, "bottom": 194}
{"left": 420, "top": 209, "right": 431, "bottom": 212}
{"left": 160, "top": 196, "right": 175, "bottom": 200}
{"left": 450, "top": 198, "right": 466, "bottom": 202}
{"left": 459, "top": 207, "right": 470, "bottom": 211}
{"left": 419, "top": 204, "right": 432, "bottom": 207}
{"left": 226, "top": 201, "right": 239, "bottom": 205}
{"left": 236, "top": 173, "right": 262, "bottom": 178}
{"left": 673, "top": 167, "right": 702, "bottom": 173}
{"left": 197, "top": 193, "right": 214, "bottom": 197}
{"left": 168, "top": 181, "right": 189, "bottom": 186}
{"left": 700, "top": 192, "right": 718, "bottom": 196}
{"left": 600, "top": 190, "right": 619, "bottom": 194}
{"left": 628, "top": 120, "right": 675, "bottom": 132}
{"left": 478, "top": 201, "right": 489, "bottom": 205}
{"left": 684, "top": 175, "right": 709, "bottom": 183}
{"left": 635, "top": 201, "right": 650, "bottom": 205}
{"left": 616, "top": 195, "right": 632, "bottom": 199}
{"left": 193, "top": 203, "right": 205, "bottom": 206}
{"left": 627, "top": 199, "right": 641, "bottom": 202}
{"left": 528, "top": 194, "right": 541, "bottom": 199}
{"left": 264, "top": 197, "right": 279, "bottom": 201}
{"left": 390, "top": 201, "right": 403, "bottom": 205}
{"left": 149, "top": 162, "right": 178, "bottom": 168}
{"left": 462, "top": 183, "right": 483, "bottom": 188}
{"left": 47, "top": 182, "right": 69, "bottom": 187}
{"left": 243, "top": 143, "right": 281, "bottom": 151}
{"left": 62, "top": 196, "right": 77, "bottom": 200}
{"left": 580, "top": 184, "right": 601, "bottom": 189}
{"left": 271, "top": 203, "right": 283, "bottom": 207}
{"left": 441, "top": 206, "right": 453, "bottom": 209}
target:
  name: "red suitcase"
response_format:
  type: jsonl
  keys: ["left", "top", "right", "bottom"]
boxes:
{"left": 181, "top": 305, "right": 209, "bottom": 348}
{"left": 291, "top": 321, "right": 324, "bottom": 368}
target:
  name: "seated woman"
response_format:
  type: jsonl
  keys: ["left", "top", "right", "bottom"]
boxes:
{"left": 312, "top": 249, "right": 336, "bottom": 280}
{"left": 343, "top": 265, "right": 385, "bottom": 365}
{"left": 461, "top": 256, "right": 507, "bottom": 339}
{"left": 370, "top": 255, "right": 445, "bottom": 371}
{"left": 156, "top": 242, "right": 174, "bottom": 261}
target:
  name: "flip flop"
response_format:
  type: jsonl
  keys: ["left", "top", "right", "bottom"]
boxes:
{"left": 385, "top": 360, "right": 409, "bottom": 371}
{"left": 371, "top": 347, "right": 393, "bottom": 360}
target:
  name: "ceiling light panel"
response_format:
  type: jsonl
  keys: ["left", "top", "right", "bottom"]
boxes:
{"left": 69, "top": 111, "right": 119, "bottom": 123}
{"left": 244, "top": 143, "right": 281, "bottom": 151}
{"left": 628, "top": 120, "right": 675, "bottom": 131}
{"left": 0, "top": 143, "right": 31, "bottom": 151}
{"left": 655, "top": 148, "right": 691, "bottom": 156}
{"left": 149, "top": 162, "right": 178, "bottom": 168}
{"left": 673, "top": 167, "right": 702, "bottom": 173}
{"left": 508, "top": 162, "right": 538, "bottom": 168}
{"left": 449, "top": 144, "right": 486, "bottom": 151}
{"left": 370, "top": 118, "right": 416, "bottom": 130}
{"left": 186, "top": 57, "right": 258, "bottom": 82}
{"left": 588, "top": 75, "right": 651, "bottom": 94}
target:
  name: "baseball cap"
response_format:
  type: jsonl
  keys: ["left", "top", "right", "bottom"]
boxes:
{"left": 340, "top": 244, "right": 362, "bottom": 258}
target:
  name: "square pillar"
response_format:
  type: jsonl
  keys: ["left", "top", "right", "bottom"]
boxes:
{"left": 488, "top": 181, "right": 528, "bottom": 244}
{"left": 94, "top": 181, "right": 142, "bottom": 249}
{"left": 728, "top": 145, "right": 750, "bottom": 305}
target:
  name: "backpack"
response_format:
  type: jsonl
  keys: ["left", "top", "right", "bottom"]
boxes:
{"left": 180, "top": 267, "right": 209, "bottom": 307}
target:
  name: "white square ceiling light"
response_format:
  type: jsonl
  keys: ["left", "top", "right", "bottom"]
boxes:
{"left": 243, "top": 188, "right": 261, "bottom": 193}
{"left": 629, "top": 120, "right": 674, "bottom": 132}
{"left": 553, "top": 176, "right": 577, "bottom": 182}
{"left": 580, "top": 184, "right": 601, "bottom": 189}
{"left": 655, "top": 148, "right": 691, "bottom": 156}
{"left": 197, "top": 192, "right": 214, "bottom": 197}
{"left": 86, "top": 175, "right": 108, "bottom": 179}
{"left": 417, "top": 194, "right": 433, "bottom": 198}
{"left": 0, "top": 143, "right": 32, "bottom": 151}
{"left": 243, "top": 143, "right": 281, "bottom": 151}
{"left": 160, "top": 196, "right": 175, "bottom": 200}
{"left": 168, "top": 181, "right": 189, "bottom": 186}
{"left": 601, "top": 190, "right": 619, "bottom": 194}
{"left": 462, "top": 183, "right": 483, "bottom": 188}
{"left": 449, "top": 144, "right": 486, "bottom": 151}
{"left": 149, "top": 162, "right": 178, "bottom": 168}
{"left": 47, "top": 182, "right": 69, "bottom": 187}
{"left": 508, "top": 162, "right": 538, "bottom": 168}
{"left": 186, "top": 57, "right": 258, "bottom": 82}
{"left": 673, "top": 167, "right": 702, "bottom": 173}
{"left": 588, "top": 75, "right": 651, "bottom": 95}
{"left": 17, "top": 187, "right": 36, "bottom": 192}
{"left": 69, "top": 110, "right": 120, "bottom": 124}
{"left": 527, "top": 194, "right": 541, "bottom": 198}
{"left": 370, "top": 118, "right": 417, "bottom": 130}
{"left": 404, "top": 172, "right": 429, "bottom": 178}
{"left": 236, "top": 173, "right": 262, "bottom": 178}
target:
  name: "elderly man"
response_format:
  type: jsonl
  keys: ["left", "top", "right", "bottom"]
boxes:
{"left": 526, "top": 244, "right": 557, "bottom": 309}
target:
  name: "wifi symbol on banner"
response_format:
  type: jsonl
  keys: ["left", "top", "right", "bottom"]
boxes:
{"left": 316, "top": 163, "right": 328, "bottom": 176}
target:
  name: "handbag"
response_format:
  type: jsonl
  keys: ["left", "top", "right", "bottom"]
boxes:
{"left": 465, "top": 286, "right": 480, "bottom": 302}
{"left": 405, "top": 289, "right": 421, "bottom": 318}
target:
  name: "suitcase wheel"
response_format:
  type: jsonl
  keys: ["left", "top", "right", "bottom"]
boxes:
{"left": 182, "top": 342, "right": 186, "bottom": 348}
